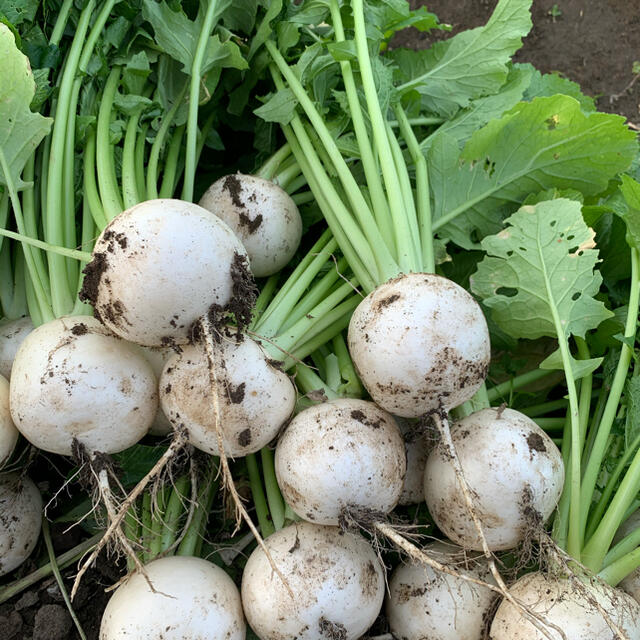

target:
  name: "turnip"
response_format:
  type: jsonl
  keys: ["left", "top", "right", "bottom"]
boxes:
{"left": 424, "top": 407, "right": 564, "bottom": 551}
{"left": 0, "top": 375, "right": 18, "bottom": 466}
{"left": 0, "top": 472, "right": 42, "bottom": 576}
{"left": 0, "top": 316, "right": 33, "bottom": 379}
{"left": 347, "top": 273, "right": 490, "bottom": 418}
{"left": 489, "top": 570, "right": 640, "bottom": 639}
{"left": 386, "top": 540, "right": 497, "bottom": 640}
{"left": 199, "top": 174, "right": 302, "bottom": 278}
{"left": 274, "top": 398, "right": 406, "bottom": 525}
{"left": 9, "top": 316, "right": 157, "bottom": 456}
{"left": 79, "top": 199, "right": 253, "bottom": 347}
{"left": 160, "top": 332, "right": 296, "bottom": 457}
{"left": 100, "top": 555, "right": 245, "bottom": 639}
{"left": 241, "top": 521, "right": 384, "bottom": 640}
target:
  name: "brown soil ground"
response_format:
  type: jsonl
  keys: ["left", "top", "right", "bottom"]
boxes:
{"left": 394, "top": 0, "right": 640, "bottom": 124}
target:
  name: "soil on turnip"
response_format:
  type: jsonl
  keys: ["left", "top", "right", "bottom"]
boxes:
{"left": 4, "top": 2, "right": 639, "bottom": 637}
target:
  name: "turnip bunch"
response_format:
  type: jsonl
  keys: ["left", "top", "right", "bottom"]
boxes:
{"left": 250, "top": 0, "right": 640, "bottom": 635}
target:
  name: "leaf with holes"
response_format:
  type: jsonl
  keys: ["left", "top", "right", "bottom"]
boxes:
{"left": 429, "top": 95, "right": 637, "bottom": 249}
{"left": 470, "top": 199, "right": 612, "bottom": 341}
{"left": 0, "top": 23, "right": 52, "bottom": 189}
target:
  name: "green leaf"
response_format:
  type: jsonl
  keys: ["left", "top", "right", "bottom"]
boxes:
{"left": 254, "top": 88, "right": 298, "bottom": 125}
{"left": 540, "top": 348, "right": 603, "bottom": 380}
{"left": 0, "top": 23, "right": 52, "bottom": 189}
{"left": 420, "top": 65, "right": 532, "bottom": 151}
{"left": 122, "top": 50, "right": 152, "bottom": 96}
{"left": 248, "top": 0, "right": 283, "bottom": 59}
{"left": 30, "top": 67, "right": 52, "bottom": 110}
{"left": 221, "top": 0, "right": 257, "bottom": 33}
{"left": 142, "top": 0, "right": 247, "bottom": 74}
{"left": 519, "top": 63, "right": 596, "bottom": 113}
{"left": 618, "top": 175, "right": 640, "bottom": 250}
{"left": 112, "top": 444, "right": 166, "bottom": 488}
{"left": 392, "top": 0, "right": 532, "bottom": 116}
{"left": 277, "top": 21, "right": 300, "bottom": 53}
{"left": 470, "top": 199, "right": 613, "bottom": 340}
{"left": 430, "top": 95, "right": 637, "bottom": 249}
{"left": 0, "top": 0, "right": 37, "bottom": 26}
{"left": 327, "top": 40, "right": 357, "bottom": 62}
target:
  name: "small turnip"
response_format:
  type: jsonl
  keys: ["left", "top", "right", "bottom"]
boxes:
{"left": 275, "top": 398, "right": 406, "bottom": 525}
{"left": 241, "top": 521, "right": 384, "bottom": 640}
{"left": 490, "top": 571, "right": 640, "bottom": 639}
{"left": 10, "top": 316, "right": 157, "bottom": 456}
{"left": 0, "top": 316, "right": 33, "bottom": 379}
{"left": 160, "top": 333, "right": 296, "bottom": 457}
{"left": 0, "top": 472, "right": 42, "bottom": 576}
{"left": 348, "top": 273, "right": 490, "bottom": 418}
{"left": 199, "top": 174, "right": 302, "bottom": 277}
{"left": 79, "top": 199, "right": 252, "bottom": 347}
{"left": 100, "top": 555, "right": 245, "bottom": 639}
{"left": 424, "top": 408, "right": 564, "bottom": 551}
{"left": 0, "top": 375, "right": 18, "bottom": 466}
{"left": 386, "top": 540, "right": 497, "bottom": 640}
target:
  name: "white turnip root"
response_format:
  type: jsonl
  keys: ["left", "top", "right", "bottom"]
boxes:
{"left": 386, "top": 540, "right": 497, "bottom": 640}
{"left": 490, "top": 571, "right": 640, "bottom": 639}
{"left": 199, "top": 174, "right": 302, "bottom": 277}
{"left": 614, "top": 510, "right": 640, "bottom": 603}
{"left": 0, "top": 316, "right": 33, "bottom": 379}
{"left": 0, "top": 375, "right": 18, "bottom": 466}
{"left": 9, "top": 316, "right": 157, "bottom": 456}
{"left": 0, "top": 472, "right": 42, "bottom": 576}
{"left": 100, "top": 555, "right": 245, "bottom": 639}
{"left": 348, "top": 273, "right": 490, "bottom": 418}
{"left": 79, "top": 199, "right": 252, "bottom": 347}
{"left": 160, "top": 333, "right": 296, "bottom": 457}
{"left": 275, "top": 398, "right": 406, "bottom": 525}
{"left": 424, "top": 407, "right": 564, "bottom": 551}
{"left": 241, "top": 521, "right": 384, "bottom": 640}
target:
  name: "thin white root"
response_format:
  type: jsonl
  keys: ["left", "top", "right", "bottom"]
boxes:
{"left": 431, "top": 411, "right": 565, "bottom": 640}
{"left": 201, "top": 315, "right": 294, "bottom": 599}
{"left": 70, "top": 433, "right": 188, "bottom": 600}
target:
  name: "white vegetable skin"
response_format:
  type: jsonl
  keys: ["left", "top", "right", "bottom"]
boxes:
{"left": 241, "top": 521, "right": 384, "bottom": 640}
{"left": 10, "top": 316, "right": 157, "bottom": 456}
{"left": 397, "top": 418, "right": 431, "bottom": 506}
{"left": 424, "top": 408, "right": 564, "bottom": 551}
{"left": 0, "top": 316, "right": 34, "bottom": 378}
{"left": 80, "top": 199, "right": 250, "bottom": 346}
{"left": 275, "top": 398, "right": 406, "bottom": 525}
{"left": 0, "top": 375, "right": 18, "bottom": 466}
{"left": 100, "top": 555, "right": 245, "bottom": 640}
{"left": 490, "top": 571, "right": 640, "bottom": 639}
{"left": 348, "top": 273, "right": 490, "bottom": 417}
{"left": 199, "top": 174, "right": 302, "bottom": 277}
{"left": 160, "top": 335, "right": 296, "bottom": 456}
{"left": 0, "top": 473, "right": 42, "bottom": 576}
{"left": 386, "top": 541, "right": 497, "bottom": 640}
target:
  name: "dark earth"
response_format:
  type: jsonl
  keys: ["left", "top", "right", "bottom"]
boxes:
{"left": 2, "top": 1, "right": 639, "bottom": 637}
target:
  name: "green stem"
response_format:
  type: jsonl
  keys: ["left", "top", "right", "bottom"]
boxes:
{"left": 246, "top": 454, "right": 275, "bottom": 538}
{"left": 599, "top": 547, "right": 640, "bottom": 586}
{"left": 352, "top": 0, "right": 420, "bottom": 273}
{"left": 394, "top": 105, "right": 434, "bottom": 272}
{"left": 256, "top": 144, "right": 292, "bottom": 181}
{"left": 147, "top": 84, "right": 188, "bottom": 199}
{"left": 141, "top": 493, "right": 153, "bottom": 563}
{"left": 0, "top": 533, "right": 102, "bottom": 605}
{"left": 182, "top": 0, "right": 220, "bottom": 201}
{"left": 122, "top": 108, "right": 145, "bottom": 208}
{"left": 149, "top": 487, "right": 169, "bottom": 558}
{"left": 49, "top": 0, "right": 75, "bottom": 45}
{"left": 580, "top": 249, "right": 640, "bottom": 537}
{"left": 160, "top": 475, "right": 190, "bottom": 553}
{"left": 83, "top": 128, "right": 108, "bottom": 230}
{"left": 486, "top": 368, "right": 556, "bottom": 403}
{"left": 135, "top": 123, "right": 149, "bottom": 202}
{"left": 124, "top": 504, "right": 139, "bottom": 571}
{"left": 261, "top": 448, "right": 285, "bottom": 530}
{"left": 96, "top": 67, "right": 124, "bottom": 221}
{"left": 604, "top": 520, "right": 640, "bottom": 567}
{"left": 0, "top": 228, "right": 91, "bottom": 261}
{"left": 159, "top": 124, "right": 185, "bottom": 198}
